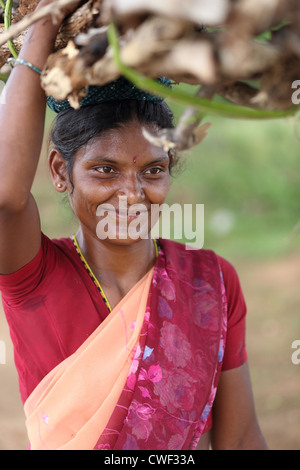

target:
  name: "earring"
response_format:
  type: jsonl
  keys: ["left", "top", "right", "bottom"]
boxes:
{"left": 57, "top": 183, "right": 63, "bottom": 188}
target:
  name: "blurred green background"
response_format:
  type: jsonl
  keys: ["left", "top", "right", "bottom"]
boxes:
{"left": 168, "top": 92, "right": 300, "bottom": 259}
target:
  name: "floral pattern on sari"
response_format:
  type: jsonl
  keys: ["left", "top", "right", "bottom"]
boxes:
{"left": 94, "top": 239, "right": 227, "bottom": 450}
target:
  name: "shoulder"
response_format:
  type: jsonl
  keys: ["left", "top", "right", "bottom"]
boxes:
{"left": 158, "top": 238, "right": 219, "bottom": 264}
{"left": 157, "top": 239, "right": 224, "bottom": 292}
{"left": 0, "top": 233, "right": 77, "bottom": 302}
{"left": 41, "top": 233, "right": 87, "bottom": 278}
{"left": 216, "top": 255, "right": 246, "bottom": 308}
{"left": 158, "top": 238, "right": 245, "bottom": 308}
{"left": 158, "top": 238, "right": 242, "bottom": 275}
{"left": 39, "top": 232, "right": 82, "bottom": 263}
{"left": 44, "top": 233, "right": 75, "bottom": 258}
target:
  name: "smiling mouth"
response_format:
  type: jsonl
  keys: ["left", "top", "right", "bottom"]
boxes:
{"left": 97, "top": 207, "right": 149, "bottom": 220}
{"left": 117, "top": 210, "right": 149, "bottom": 222}
{"left": 95, "top": 202, "right": 159, "bottom": 240}
{"left": 98, "top": 204, "right": 148, "bottom": 214}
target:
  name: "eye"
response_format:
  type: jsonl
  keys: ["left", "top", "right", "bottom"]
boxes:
{"left": 144, "top": 167, "right": 163, "bottom": 175}
{"left": 95, "top": 166, "right": 115, "bottom": 174}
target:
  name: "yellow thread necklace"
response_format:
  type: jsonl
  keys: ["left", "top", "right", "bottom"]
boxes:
{"left": 71, "top": 235, "right": 159, "bottom": 312}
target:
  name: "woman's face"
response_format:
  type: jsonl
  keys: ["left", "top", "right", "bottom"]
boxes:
{"left": 67, "top": 120, "right": 171, "bottom": 244}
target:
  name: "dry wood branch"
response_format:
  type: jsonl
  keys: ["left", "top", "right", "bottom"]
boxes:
{"left": 227, "top": 0, "right": 298, "bottom": 37}
{"left": 41, "top": 14, "right": 217, "bottom": 101}
{"left": 219, "top": 82, "right": 259, "bottom": 108}
{"left": 218, "top": 39, "right": 280, "bottom": 79}
{"left": 57, "top": 0, "right": 101, "bottom": 47}
{"left": 2, "top": 0, "right": 299, "bottom": 124}
{"left": 254, "top": 56, "right": 300, "bottom": 110}
{"left": 100, "top": 0, "right": 230, "bottom": 26}
{"left": 0, "top": 0, "right": 84, "bottom": 47}
{"left": 142, "top": 120, "right": 211, "bottom": 152}
{"left": 17, "top": 0, "right": 40, "bottom": 17}
{"left": 41, "top": 40, "right": 83, "bottom": 103}
{"left": 119, "top": 17, "right": 193, "bottom": 68}
{"left": 0, "top": 0, "right": 99, "bottom": 66}
{"left": 142, "top": 86, "right": 215, "bottom": 152}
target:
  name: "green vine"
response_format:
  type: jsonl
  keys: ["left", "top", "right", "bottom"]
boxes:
{"left": 107, "top": 22, "right": 299, "bottom": 121}
{"left": 2, "top": 0, "right": 18, "bottom": 59}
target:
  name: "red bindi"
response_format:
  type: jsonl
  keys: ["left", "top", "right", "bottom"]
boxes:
{"left": 132, "top": 156, "right": 138, "bottom": 164}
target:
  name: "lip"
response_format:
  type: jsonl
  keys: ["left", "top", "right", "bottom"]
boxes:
{"left": 117, "top": 210, "right": 149, "bottom": 222}
{"left": 99, "top": 208, "right": 149, "bottom": 220}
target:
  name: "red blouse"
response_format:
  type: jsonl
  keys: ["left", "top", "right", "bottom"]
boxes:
{"left": 0, "top": 234, "right": 247, "bottom": 431}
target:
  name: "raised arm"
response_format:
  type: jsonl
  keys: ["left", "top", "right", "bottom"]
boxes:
{"left": 0, "top": 1, "right": 75, "bottom": 274}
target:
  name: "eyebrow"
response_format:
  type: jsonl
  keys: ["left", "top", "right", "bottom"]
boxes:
{"left": 85, "top": 155, "right": 169, "bottom": 165}
{"left": 144, "top": 155, "right": 170, "bottom": 165}
{"left": 85, "top": 157, "right": 119, "bottom": 164}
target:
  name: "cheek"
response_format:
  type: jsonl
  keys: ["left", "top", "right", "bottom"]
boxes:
{"left": 70, "top": 172, "right": 117, "bottom": 200}
{"left": 68, "top": 183, "right": 108, "bottom": 219}
{"left": 147, "top": 177, "right": 170, "bottom": 205}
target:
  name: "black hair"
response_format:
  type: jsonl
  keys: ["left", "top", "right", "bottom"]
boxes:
{"left": 49, "top": 99, "right": 177, "bottom": 187}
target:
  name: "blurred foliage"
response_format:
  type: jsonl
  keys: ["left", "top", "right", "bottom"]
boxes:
{"left": 166, "top": 86, "right": 300, "bottom": 259}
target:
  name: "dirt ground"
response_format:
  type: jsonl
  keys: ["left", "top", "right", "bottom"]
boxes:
{"left": 0, "top": 250, "right": 299, "bottom": 450}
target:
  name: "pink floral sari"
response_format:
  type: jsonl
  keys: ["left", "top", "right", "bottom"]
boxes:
{"left": 25, "top": 239, "right": 227, "bottom": 450}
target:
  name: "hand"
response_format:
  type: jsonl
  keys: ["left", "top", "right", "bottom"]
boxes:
{"left": 17, "top": 0, "right": 84, "bottom": 69}
{"left": 35, "top": 0, "right": 84, "bottom": 23}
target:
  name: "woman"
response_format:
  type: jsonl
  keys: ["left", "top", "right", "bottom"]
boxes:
{"left": 0, "top": 0, "right": 267, "bottom": 450}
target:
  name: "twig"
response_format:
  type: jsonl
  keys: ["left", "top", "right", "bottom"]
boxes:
{"left": 107, "top": 22, "right": 299, "bottom": 120}
{"left": 0, "top": 0, "right": 80, "bottom": 47}
{"left": 141, "top": 86, "right": 215, "bottom": 152}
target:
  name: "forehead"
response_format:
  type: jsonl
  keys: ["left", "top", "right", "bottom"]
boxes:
{"left": 78, "top": 121, "right": 167, "bottom": 162}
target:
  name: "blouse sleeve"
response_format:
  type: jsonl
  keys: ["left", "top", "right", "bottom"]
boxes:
{"left": 203, "top": 255, "right": 248, "bottom": 435}
{"left": 217, "top": 255, "right": 248, "bottom": 371}
{"left": 0, "top": 233, "right": 54, "bottom": 305}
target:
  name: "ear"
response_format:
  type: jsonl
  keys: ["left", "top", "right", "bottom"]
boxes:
{"left": 48, "top": 148, "right": 69, "bottom": 193}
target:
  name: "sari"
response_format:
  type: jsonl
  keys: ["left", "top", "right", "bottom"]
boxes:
{"left": 24, "top": 239, "right": 227, "bottom": 450}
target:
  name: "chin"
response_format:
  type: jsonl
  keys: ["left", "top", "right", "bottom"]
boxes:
{"left": 99, "top": 236, "right": 152, "bottom": 248}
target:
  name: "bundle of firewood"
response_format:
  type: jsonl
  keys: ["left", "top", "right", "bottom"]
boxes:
{"left": 1, "top": 0, "right": 300, "bottom": 150}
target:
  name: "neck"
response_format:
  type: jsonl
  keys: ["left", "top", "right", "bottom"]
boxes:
{"left": 75, "top": 228, "right": 157, "bottom": 291}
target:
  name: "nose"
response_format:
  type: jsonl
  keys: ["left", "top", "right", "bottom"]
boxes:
{"left": 118, "top": 173, "right": 145, "bottom": 205}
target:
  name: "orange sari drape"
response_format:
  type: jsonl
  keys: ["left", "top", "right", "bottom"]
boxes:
{"left": 24, "top": 268, "right": 154, "bottom": 450}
